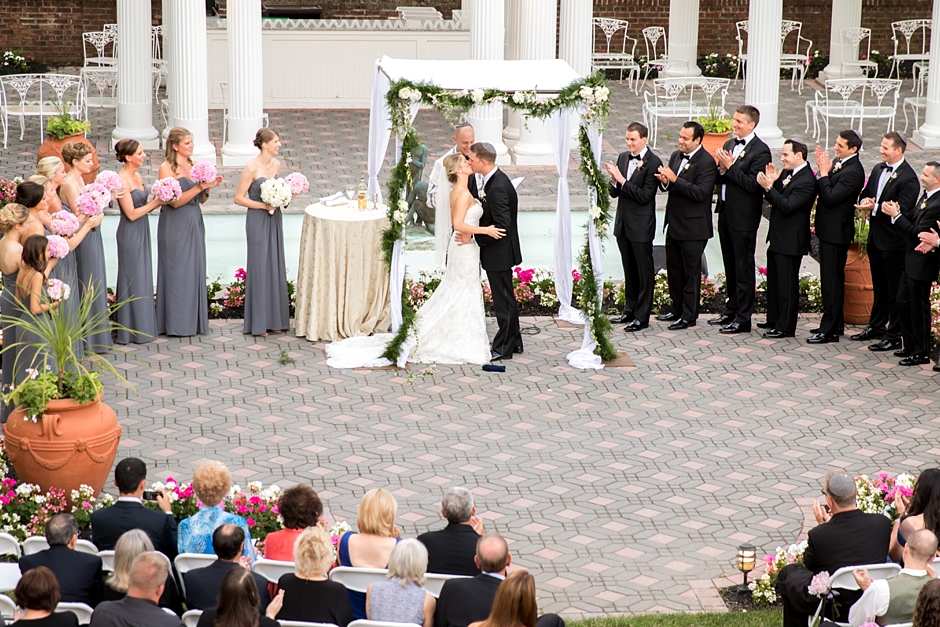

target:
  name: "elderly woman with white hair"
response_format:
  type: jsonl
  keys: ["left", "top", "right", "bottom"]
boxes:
{"left": 366, "top": 539, "right": 435, "bottom": 627}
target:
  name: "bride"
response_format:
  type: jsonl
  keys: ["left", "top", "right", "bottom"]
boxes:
{"left": 326, "top": 154, "right": 505, "bottom": 367}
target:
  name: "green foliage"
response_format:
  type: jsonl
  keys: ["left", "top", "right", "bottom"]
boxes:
{"left": 696, "top": 104, "right": 733, "bottom": 134}
{"left": 854, "top": 210, "right": 870, "bottom": 254}
{"left": 44, "top": 105, "right": 90, "bottom": 139}
{"left": 207, "top": 275, "right": 223, "bottom": 301}
{"left": 277, "top": 349, "right": 294, "bottom": 366}
{"left": 568, "top": 611, "right": 782, "bottom": 627}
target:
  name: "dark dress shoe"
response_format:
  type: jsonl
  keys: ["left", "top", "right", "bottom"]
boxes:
{"left": 899, "top": 355, "right": 931, "bottom": 366}
{"left": 655, "top": 312, "right": 677, "bottom": 321}
{"left": 806, "top": 333, "right": 839, "bottom": 344}
{"left": 708, "top": 313, "right": 734, "bottom": 325}
{"left": 756, "top": 321, "right": 773, "bottom": 329}
{"left": 667, "top": 319, "right": 692, "bottom": 330}
{"left": 933, "top": 363, "right": 940, "bottom": 372}
{"left": 610, "top": 314, "right": 635, "bottom": 324}
{"left": 513, "top": 346, "right": 523, "bottom": 354}
{"left": 851, "top": 327, "right": 885, "bottom": 341}
{"left": 490, "top": 350, "right": 509, "bottom": 362}
{"left": 869, "top": 338, "right": 901, "bottom": 352}
{"left": 762, "top": 330, "right": 794, "bottom": 338}
{"left": 810, "top": 327, "right": 821, "bottom": 334}
{"left": 894, "top": 349, "right": 912, "bottom": 357}
{"left": 623, "top": 320, "right": 649, "bottom": 333}
{"left": 719, "top": 322, "right": 751, "bottom": 334}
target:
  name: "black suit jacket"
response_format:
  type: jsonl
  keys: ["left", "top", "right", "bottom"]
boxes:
{"left": 19, "top": 545, "right": 104, "bottom": 607}
{"left": 861, "top": 160, "right": 920, "bottom": 252}
{"left": 661, "top": 148, "right": 718, "bottom": 241}
{"left": 417, "top": 523, "right": 481, "bottom": 576}
{"left": 469, "top": 168, "right": 521, "bottom": 272}
{"left": 610, "top": 149, "right": 663, "bottom": 242}
{"left": 814, "top": 155, "right": 866, "bottom": 245}
{"left": 764, "top": 166, "right": 817, "bottom": 256}
{"left": 90, "top": 500, "right": 179, "bottom": 559}
{"left": 715, "top": 135, "right": 773, "bottom": 232}
{"left": 183, "top": 561, "right": 270, "bottom": 613}
{"left": 803, "top": 509, "right": 892, "bottom": 575}
{"left": 891, "top": 191, "right": 940, "bottom": 282}
{"left": 434, "top": 573, "right": 501, "bottom": 627}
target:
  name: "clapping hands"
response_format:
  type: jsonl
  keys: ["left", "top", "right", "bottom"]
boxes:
{"left": 605, "top": 161, "right": 625, "bottom": 185}
{"left": 756, "top": 163, "right": 779, "bottom": 191}
{"left": 916, "top": 225, "right": 940, "bottom": 254}
{"left": 654, "top": 165, "right": 676, "bottom": 184}
{"left": 715, "top": 147, "right": 734, "bottom": 170}
{"left": 814, "top": 146, "right": 832, "bottom": 176}
{"left": 881, "top": 200, "right": 900, "bottom": 218}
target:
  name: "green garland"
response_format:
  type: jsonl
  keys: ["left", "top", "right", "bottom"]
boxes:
{"left": 379, "top": 71, "right": 616, "bottom": 363}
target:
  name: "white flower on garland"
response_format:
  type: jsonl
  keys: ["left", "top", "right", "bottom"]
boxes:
{"left": 588, "top": 206, "right": 602, "bottom": 220}
{"left": 393, "top": 210, "right": 406, "bottom": 224}
{"left": 471, "top": 88, "right": 485, "bottom": 103}
{"left": 453, "top": 89, "right": 468, "bottom": 98}
{"left": 594, "top": 86, "right": 610, "bottom": 102}
{"left": 511, "top": 91, "right": 528, "bottom": 104}
{"left": 578, "top": 85, "right": 595, "bottom": 103}
{"left": 399, "top": 87, "right": 412, "bottom": 100}
{"left": 260, "top": 177, "right": 292, "bottom": 212}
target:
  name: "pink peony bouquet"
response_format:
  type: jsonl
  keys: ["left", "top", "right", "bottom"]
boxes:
{"left": 190, "top": 161, "right": 217, "bottom": 184}
{"left": 76, "top": 182, "right": 110, "bottom": 216}
{"left": 49, "top": 211, "right": 79, "bottom": 236}
{"left": 46, "top": 235, "right": 70, "bottom": 260}
{"left": 46, "top": 278, "right": 70, "bottom": 301}
{"left": 284, "top": 172, "right": 309, "bottom": 196}
{"left": 95, "top": 170, "right": 123, "bottom": 193}
{"left": 807, "top": 571, "right": 831, "bottom": 597}
{"left": 151, "top": 177, "right": 182, "bottom": 203}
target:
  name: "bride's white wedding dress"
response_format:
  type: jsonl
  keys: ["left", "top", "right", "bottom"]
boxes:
{"left": 326, "top": 201, "right": 490, "bottom": 368}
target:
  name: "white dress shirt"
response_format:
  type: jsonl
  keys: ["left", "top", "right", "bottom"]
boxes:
{"left": 874, "top": 157, "right": 905, "bottom": 214}
{"left": 622, "top": 146, "right": 649, "bottom": 183}
{"left": 848, "top": 569, "right": 927, "bottom": 627}
{"left": 721, "top": 132, "right": 754, "bottom": 201}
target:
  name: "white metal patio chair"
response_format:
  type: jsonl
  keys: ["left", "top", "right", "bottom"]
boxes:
{"left": 0, "top": 73, "right": 83, "bottom": 148}
{"left": 904, "top": 67, "right": 927, "bottom": 132}
{"left": 841, "top": 27, "right": 879, "bottom": 77}
{"left": 639, "top": 26, "right": 689, "bottom": 92}
{"left": 889, "top": 19, "right": 930, "bottom": 80}
{"left": 591, "top": 18, "right": 640, "bottom": 90}
{"left": 734, "top": 20, "right": 749, "bottom": 84}
{"left": 81, "top": 66, "right": 118, "bottom": 121}
{"left": 82, "top": 31, "right": 116, "bottom": 67}
{"left": 642, "top": 77, "right": 729, "bottom": 148}
{"left": 779, "top": 20, "right": 812, "bottom": 94}
{"left": 806, "top": 78, "right": 901, "bottom": 147}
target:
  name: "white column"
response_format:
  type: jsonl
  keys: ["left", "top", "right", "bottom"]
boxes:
{"left": 559, "top": 0, "right": 593, "bottom": 77}
{"left": 665, "top": 0, "right": 702, "bottom": 77}
{"left": 166, "top": 0, "right": 216, "bottom": 163}
{"left": 820, "top": 0, "right": 863, "bottom": 80}
{"left": 466, "top": 0, "right": 510, "bottom": 165}
{"left": 461, "top": 0, "right": 472, "bottom": 28}
{"left": 161, "top": 0, "right": 176, "bottom": 137}
{"left": 222, "top": 0, "right": 264, "bottom": 166}
{"left": 112, "top": 0, "right": 160, "bottom": 148}
{"left": 502, "top": 0, "right": 522, "bottom": 147}
{"left": 913, "top": 0, "right": 940, "bottom": 148}
{"left": 509, "top": 0, "right": 557, "bottom": 166}
{"left": 745, "top": 0, "right": 784, "bottom": 148}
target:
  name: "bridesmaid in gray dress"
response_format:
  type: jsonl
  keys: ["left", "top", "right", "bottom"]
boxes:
{"left": 14, "top": 236, "right": 58, "bottom": 385}
{"left": 155, "top": 127, "right": 222, "bottom": 337}
{"left": 234, "top": 128, "right": 290, "bottom": 336}
{"left": 115, "top": 139, "right": 164, "bottom": 344}
{"left": 0, "top": 204, "right": 37, "bottom": 423}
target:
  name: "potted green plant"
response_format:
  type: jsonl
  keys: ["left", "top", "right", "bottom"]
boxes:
{"left": 844, "top": 209, "right": 872, "bottom": 325}
{"left": 37, "top": 103, "right": 98, "bottom": 184}
{"left": 1, "top": 284, "right": 134, "bottom": 500}
{"left": 696, "top": 104, "right": 733, "bottom": 163}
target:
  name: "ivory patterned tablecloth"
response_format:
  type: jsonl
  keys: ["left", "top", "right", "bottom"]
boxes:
{"left": 294, "top": 203, "right": 391, "bottom": 342}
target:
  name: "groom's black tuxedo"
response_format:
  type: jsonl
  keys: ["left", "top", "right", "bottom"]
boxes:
{"left": 469, "top": 167, "right": 522, "bottom": 357}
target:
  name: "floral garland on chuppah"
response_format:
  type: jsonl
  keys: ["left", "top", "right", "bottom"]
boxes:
{"left": 379, "top": 71, "right": 617, "bottom": 362}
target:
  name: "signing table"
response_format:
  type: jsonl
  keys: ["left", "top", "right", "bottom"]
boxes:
{"left": 294, "top": 202, "right": 391, "bottom": 342}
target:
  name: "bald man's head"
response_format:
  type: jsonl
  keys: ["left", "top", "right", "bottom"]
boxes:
{"left": 906, "top": 529, "right": 939, "bottom": 564}
{"left": 476, "top": 531, "right": 509, "bottom": 573}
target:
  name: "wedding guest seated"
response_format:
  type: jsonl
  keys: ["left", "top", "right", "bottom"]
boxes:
{"left": 434, "top": 533, "right": 563, "bottom": 627}
{"left": 178, "top": 461, "right": 255, "bottom": 560}
{"left": 468, "top": 571, "right": 537, "bottom": 627}
{"left": 91, "top": 458, "right": 178, "bottom": 559}
{"left": 366, "top": 540, "right": 436, "bottom": 627}
{"left": 89, "top": 552, "right": 182, "bottom": 627}
{"left": 101, "top": 530, "right": 183, "bottom": 616}
{"left": 196, "top": 568, "right": 283, "bottom": 627}
{"left": 12, "top": 567, "right": 79, "bottom": 627}
{"left": 277, "top": 527, "right": 353, "bottom": 627}
{"left": 183, "top": 525, "right": 270, "bottom": 613}
{"left": 19, "top": 513, "right": 103, "bottom": 607}
{"left": 913, "top": 579, "right": 940, "bottom": 627}
{"left": 417, "top": 487, "right": 483, "bottom": 576}
{"left": 849, "top": 529, "right": 939, "bottom": 627}
{"left": 776, "top": 472, "right": 893, "bottom": 627}
{"left": 890, "top": 468, "right": 940, "bottom": 563}
{"left": 337, "top": 488, "right": 402, "bottom": 619}
{"left": 263, "top": 484, "right": 323, "bottom": 561}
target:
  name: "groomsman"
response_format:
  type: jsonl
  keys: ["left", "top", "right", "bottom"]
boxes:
{"left": 653, "top": 121, "right": 718, "bottom": 330}
{"left": 881, "top": 162, "right": 940, "bottom": 366}
{"left": 605, "top": 122, "right": 663, "bottom": 332}
{"left": 852, "top": 132, "right": 920, "bottom": 352}
{"left": 807, "top": 130, "right": 866, "bottom": 344}
{"left": 757, "top": 139, "right": 817, "bottom": 338}
{"left": 709, "top": 105, "right": 773, "bottom": 334}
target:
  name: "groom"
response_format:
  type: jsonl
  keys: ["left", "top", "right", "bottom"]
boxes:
{"left": 459, "top": 142, "right": 523, "bottom": 361}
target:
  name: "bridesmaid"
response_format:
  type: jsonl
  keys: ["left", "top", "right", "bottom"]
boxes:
{"left": 14, "top": 235, "right": 57, "bottom": 383}
{"left": 115, "top": 139, "right": 163, "bottom": 344}
{"left": 234, "top": 128, "right": 290, "bottom": 337}
{"left": 35, "top": 156, "right": 68, "bottom": 215}
{"left": 0, "top": 204, "right": 37, "bottom": 424}
{"left": 156, "top": 127, "right": 222, "bottom": 337}
{"left": 60, "top": 141, "right": 114, "bottom": 354}
{"left": 15, "top": 181, "right": 52, "bottom": 237}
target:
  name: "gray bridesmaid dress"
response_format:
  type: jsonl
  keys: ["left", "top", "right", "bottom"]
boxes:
{"left": 50, "top": 204, "right": 83, "bottom": 355}
{"left": 115, "top": 188, "right": 156, "bottom": 344}
{"left": 14, "top": 271, "right": 57, "bottom": 387}
{"left": 244, "top": 178, "right": 290, "bottom": 335}
{"left": 74, "top": 206, "right": 112, "bottom": 354}
{"left": 1, "top": 269, "right": 19, "bottom": 423}
{"left": 156, "top": 177, "right": 208, "bottom": 336}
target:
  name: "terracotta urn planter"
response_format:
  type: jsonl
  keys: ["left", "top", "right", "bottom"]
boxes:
{"left": 701, "top": 131, "right": 730, "bottom": 164}
{"left": 37, "top": 133, "right": 99, "bottom": 185}
{"left": 2, "top": 396, "right": 121, "bottom": 500}
{"left": 844, "top": 243, "right": 873, "bottom": 325}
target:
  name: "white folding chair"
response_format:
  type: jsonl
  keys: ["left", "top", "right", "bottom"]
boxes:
{"left": 251, "top": 558, "right": 295, "bottom": 584}
{"left": 423, "top": 573, "right": 469, "bottom": 598}
{"left": 349, "top": 622, "right": 421, "bottom": 627}
{"left": 279, "top": 622, "right": 339, "bottom": 627}
{"left": 0, "top": 533, "right": 21, "bottom": 558}
{"left": 808, "top": 563, "right": 901, "bottom": 627}
{"left": 182, "top": 610, "right": 204, "bottom": 627}
{"left": 174, "top": 553, "right": 218, "bottom": 596}
{"left": 0, "top": 563, "right": 21, "bottom": 593}
{"left": 98, "top": 549, "right": 115, "bottom": 572}
{"left": 0, "top": 595, "right": 16, "bottom": 624}
{"left": 75, "top": 539, "right": 99, "bottom": 556}
{"left": 22, "top": 537, "right": 49, "bottom": 555}
{"left": 328, "top": 566, "right": 388, "bottom": 592}
{"left": 56, "top": 603, "right": 94, "bottom": 625}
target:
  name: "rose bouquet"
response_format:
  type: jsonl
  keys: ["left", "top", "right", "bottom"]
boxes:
{"left": 50, "top": 211, "right": 79, "bottom": 237}
{"left": 151, "top": 177, "right": 182, "bottom": 204}
{"left": 284, "top": 172, "right": 309, "bottom": 196}
{"left": 46, "top": 236, "right": 70, "bottom": 260}
{"left": 190, "top": 162, "right": 217, "bottom": 185}
{"left": 95, "top": 170, "right": 123, "bottom": 193}
{"left": 46, "top": 278, "right": 70, "bottom": 301}
{"left": 260, "top": 178, "right": 292, "bottom": 214}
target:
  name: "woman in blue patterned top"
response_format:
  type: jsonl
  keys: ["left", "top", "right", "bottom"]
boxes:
{"left": 178, "top": 461, "right": 255, "bottom": 560}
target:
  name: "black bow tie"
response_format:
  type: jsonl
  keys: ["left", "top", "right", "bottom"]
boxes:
{"left": 681, "top": 154, "right": 691, "bottom": 161}
{"left": 733, "top": 138, "right": 746, "bottom": 146}
{"left": 628, "top": 153, "right": 643, "bottom": 160}
{"left": 884, "top": 165, "right": 894, "bottom": 173}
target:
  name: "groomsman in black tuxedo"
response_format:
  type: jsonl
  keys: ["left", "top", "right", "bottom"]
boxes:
{"left": 852, "top": 132, "right": 920, "bottom": 352}
{"left": 807, "top": 130, "right": 866, "bottom": 344}
{"left": 757, "top": 139, "right": 817, "bottom": 338}
{"left": 653, "top": 121, "right": 718, "bottom": 330}
{"left": 605, "top": 122, "right": 663, "bottom": 332}
{"left": 881, "top": 162, "right": 940, "bottom": 366}
{"left": 709, "top": 105, "right": 773, "bottom": 334}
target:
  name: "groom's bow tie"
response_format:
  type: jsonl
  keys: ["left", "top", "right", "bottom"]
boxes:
{"left": 628, "top": 153, "right": 642, "bottom": 161}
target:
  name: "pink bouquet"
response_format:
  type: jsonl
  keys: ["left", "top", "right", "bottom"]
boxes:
{"left": 75, "top": 192, "right": 103, "bottom": 217}
{"left": 95, "top": 170, "right": 123, "bottom": 193}
{"left": 46, "top": 235, "right": 70, "bottom": 260}
{"left": 77, "top": 182, "right": 110, "bottom": 216}
{"left": 46, "top": 278, "right": 70, "bottom": 301}
{"left": 151, "top": 178, "right": 182, "bottom": 203}
{"left": 284, "top": 172, "right": 309, "bottom": 196}
{"left": 49, "top": 211, "right": 79, "bottom": 236}
{"left": 190, "top": 161, "right": 217, "bottom": 184}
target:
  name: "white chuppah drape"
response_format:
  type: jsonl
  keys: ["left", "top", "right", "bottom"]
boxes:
{"left": 546, "top": 109, "right": 581, "bottom": 323}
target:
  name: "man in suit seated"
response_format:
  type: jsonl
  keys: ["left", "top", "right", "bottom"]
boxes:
{"left": 434, "top": 532, "right": 563, "bottom": 627}
{"left": 417, "top": 487, "right": 484, "bottom": 576}
{"left": 19, "top": 513, "right": 103, "bottom": 607}
{"left": 183, "top": 524, "right": 270, "bottom": 613}
{"left": 776, "top": 472, "right": 893, "bottom": 627}
{"left": 91, "top": 458, "right": 178, "bottom": 559}
{"left": 90, "top": 552, "right": 183, "bottom": 627}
